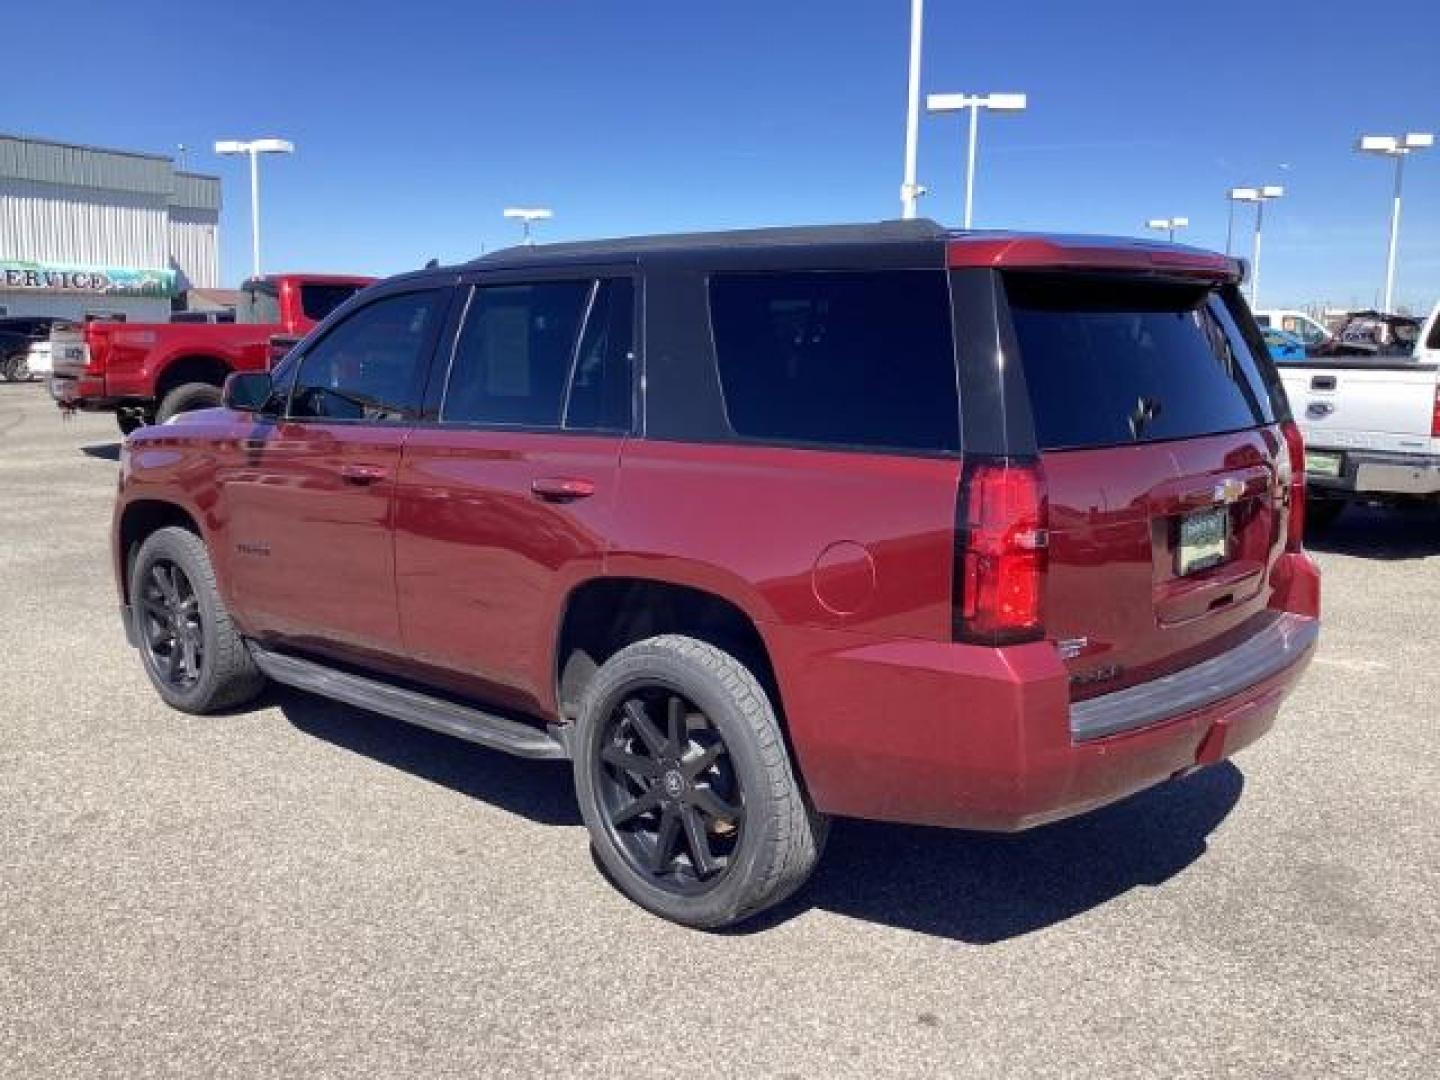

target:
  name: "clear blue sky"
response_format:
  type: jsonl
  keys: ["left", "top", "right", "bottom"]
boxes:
{"left": 8, "top": 0, "right": 1439, "bottom": 311}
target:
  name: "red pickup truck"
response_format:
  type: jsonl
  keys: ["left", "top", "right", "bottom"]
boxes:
{"left": 49, "top": 273, "right": 374, "bottom": 434}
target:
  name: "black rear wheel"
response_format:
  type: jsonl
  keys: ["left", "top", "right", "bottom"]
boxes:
{"left": 155, "top": 382, "right": 223, "bottom": 424}
{"left": 595, "top": 687, "right": 746, "bottom": 893}
{"left": 574, "top": 635, "right": 827, "bottom": 929}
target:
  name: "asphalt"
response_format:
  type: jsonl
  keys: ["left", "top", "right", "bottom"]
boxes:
{"left": 1, "top": 382, "right": 1436, "bottom": 1078}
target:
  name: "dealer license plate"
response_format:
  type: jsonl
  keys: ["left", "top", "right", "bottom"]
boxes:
{"left": 1306, "top": 451, "right": 1342, "bottom": 478}
{"left": 1177, "top": 507, "right": 1229, "bottom": 577}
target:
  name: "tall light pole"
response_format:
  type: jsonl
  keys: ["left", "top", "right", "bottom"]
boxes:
{"left": 1230, "top": 185, "right": 1283, "bottom": 307}
{"left": 925, "top": 92, "right": 1027, "bottom": 228}
{"left": 900, "top": 0, "right": 926, "bottom": 218}
{"left": 214, "top": 138, "right": 294, "bottom": 280}
{"left": 1146, "top": 216, "right": 1190, "bottom": 242}
{"left": 1356, "top": 132, "right": 1433, "bottom": 312}
{"left": 503, "top": 207, "right": 553, "bottom": 245}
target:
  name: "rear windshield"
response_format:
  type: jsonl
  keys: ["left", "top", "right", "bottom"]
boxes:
{"left": 301, "top": 283, "right": 363, "bottom": 323}
{"left": 708, "top": 269, "right": 960, "bottom": 454}
{"left": 1005, "top": 274, "right": 1276, "bottom": 451}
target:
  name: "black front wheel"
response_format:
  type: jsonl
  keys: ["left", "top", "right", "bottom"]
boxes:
{"left": 130, "top": 527, "right": 266, "bottom": 713}
{"left": 573, "top": 635, "right": 827, "bottom": 929}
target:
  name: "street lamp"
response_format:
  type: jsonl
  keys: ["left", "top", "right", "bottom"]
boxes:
{"left": 214, "top": 138, "right": 294, "bottom": 280}
{"left": 900, "top": 0, "right": 926, "bottom": 219}
{"left": 926, "top": 91, "right": 1027, "bottom": 228}
{"left": 1228, "top": 185, "right": 1283, "bottom": 306}
{"left": 503, "top": 207, "right": 553, "bottom": 245}
{"left": 1145, "top": 216, "right": 1190, "bottom": 242}
{"left": 1356, "top": 131, "right": 1433, "bottom": 312}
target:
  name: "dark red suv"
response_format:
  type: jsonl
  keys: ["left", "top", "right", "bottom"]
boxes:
{"left": 113, "top": 220, "right": 1320, "bottom": 928}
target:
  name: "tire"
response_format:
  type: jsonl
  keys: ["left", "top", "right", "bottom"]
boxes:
{"left": 3, "top": 354, "right": 29, "bottom": 382}
{"left": 1307, "top": 498, "right": 1346, "bottom": 534}
{"left": 155, "top": 382, "right": 223, "bottom": 424}
{"left": 117, "top": 411, "right": 148, "bottom": 436}
{"left": 572, "top": 634, "right": 828, "bottom": 929}
{"left": 129, "top": 526, "right": 266, "bottom": 714}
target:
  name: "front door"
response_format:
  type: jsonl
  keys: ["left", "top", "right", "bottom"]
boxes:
{"left": 395, "top": 274, "right": 636, "bottom": 716}
{"left": 221, "top": 287, "right": 448, "bottom": 662}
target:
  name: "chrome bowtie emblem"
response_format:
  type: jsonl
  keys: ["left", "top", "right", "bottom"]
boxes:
{"left": 1308, "top": 401, "right": 1335, "bottom": 418}
{"left": 1214, "top": 478, "right": 1245, "bottom": 504}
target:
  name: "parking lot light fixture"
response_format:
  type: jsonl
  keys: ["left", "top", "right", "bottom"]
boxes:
{"left": 1356, "top": 131, "right": 1433, "bottom": 312}
{"left": 214, "top": 138, "right": 295, "bottom": 280}
{"left": 503, "top": 208, "right": 554, "bottom": 246}
{"left": 1226, "top": 187, "right": 1259, "bottom": 255}
{"left": 925, "top": 91, "right": 1029, "bottom": 228}
{"left": 1227, "top": 187, "right": 1282, "bottom": 305}
{"left": 1146, "top": 216, "right": 1189, "bottom": 242}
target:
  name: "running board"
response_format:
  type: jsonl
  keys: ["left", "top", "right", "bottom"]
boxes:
{"left": 247, "top": 644, "right": 569, "bottom": 760}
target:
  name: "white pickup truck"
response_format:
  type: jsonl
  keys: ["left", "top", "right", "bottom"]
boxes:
{"left": 1277, "top": 300, "right": 1440, "bottom": 528}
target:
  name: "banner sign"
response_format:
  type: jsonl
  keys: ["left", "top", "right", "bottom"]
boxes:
{"left": 0, "top": 260, "right": 178, "bottom": 298}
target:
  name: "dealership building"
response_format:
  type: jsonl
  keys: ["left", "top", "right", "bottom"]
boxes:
{"left": 1, "top": 134, "right": 221, "bottom": 322}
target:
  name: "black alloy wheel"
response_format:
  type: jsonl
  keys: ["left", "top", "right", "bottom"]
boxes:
{"left": 137, "top": 559, "right": 205, "bottom": 690}
{"left": 595, "top": 687, "right": 744, "bottom": 893}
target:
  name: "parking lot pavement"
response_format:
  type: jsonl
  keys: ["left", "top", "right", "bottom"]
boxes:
{"left": 1, "top": 382, "right": 1436, "bottom": 1079}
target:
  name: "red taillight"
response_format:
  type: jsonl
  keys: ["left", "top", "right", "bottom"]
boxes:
{"left": 1280, "top": 421, "right": 1307, "bottom": 552}
{"left": 954, "top": 458, "right": 1048, "bottom": 645}
{"left": 1431, "top": 385, "right": 1440, "bottom": 438}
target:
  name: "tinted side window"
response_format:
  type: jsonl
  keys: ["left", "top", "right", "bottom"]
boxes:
{"left": 1006, "top": 274, "right": 1273, "bottom": 451}
{"left": 289, "top": 290, "right": 440, "bottom": 422}
{"left": 442, "top": 282, "right": 591, "bottom": 427}
{"left": 564, "top": 278, "right": 634, "bottom": 432}
{"left": 301, "top": 283, "right": 364, "bottom": 323}
{"left": 708, "top": 270, "right": 959, "bottom": 453}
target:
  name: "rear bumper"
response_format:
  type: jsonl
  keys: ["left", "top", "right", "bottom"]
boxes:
{"left": 1308, "top": 448, "right": 1440, "bottom": 497}
{"left": 778, "top": 554, "right": 1320, "bottom": 831}
{"left": 47, "top": 374, "right": 116, "bottom": 410}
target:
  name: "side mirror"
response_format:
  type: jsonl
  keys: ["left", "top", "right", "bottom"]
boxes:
{"left": 223, "top": 371, "right": 275, "bottom": 414}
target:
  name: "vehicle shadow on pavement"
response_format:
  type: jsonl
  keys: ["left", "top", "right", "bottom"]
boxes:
{"left": 266, "top": 683, "right": 1241, "bottom": 942}
{"left": 1307, "top": 503, "right": 1440, "bottom": 560}
{"left": 271, "top": 687, "right": 582, "bottom": 827}
{"left": 751, "top": 762, "right": 1245, "bottom": 942}
{"left": 80, "top": 442, "right": 121, "bottom": 461}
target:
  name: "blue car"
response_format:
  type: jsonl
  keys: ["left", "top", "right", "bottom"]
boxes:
{"left": 1261, "top": 327, "right": 1307, "bottom": 362}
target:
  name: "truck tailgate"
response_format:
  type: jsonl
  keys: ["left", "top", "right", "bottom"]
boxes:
{"left": 1278, "top": 360, "right": 1438, "bottom": 454}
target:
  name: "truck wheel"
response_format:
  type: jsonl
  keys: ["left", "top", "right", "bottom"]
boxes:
{"left": 117, "top": 411, "right": 148, "bottom": 436}
{"left": 155, "top": 382, "right": 223, "bottom": 424}
{"left": 572, "top": 634, "right": 829, "bottom": 929}
{"left": 130, "top": 526, "right": 266, "bottom": 714}
{"left": 3, "top": 353, "right": 29, "bottom": 382}
{"left": 1307, "top": 498, "right": 1346, "bottom": 534}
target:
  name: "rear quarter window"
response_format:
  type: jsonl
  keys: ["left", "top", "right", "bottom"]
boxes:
{"left": 707, "top": 269, "right": 959, "bottom": 454}
{"left": 1005, "top": 274, "right": 1275, "bottom": 451}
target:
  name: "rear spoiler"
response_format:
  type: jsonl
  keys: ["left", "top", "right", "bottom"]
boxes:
{"left": 947, "top": 236, "right": 1244, "bottom": 283}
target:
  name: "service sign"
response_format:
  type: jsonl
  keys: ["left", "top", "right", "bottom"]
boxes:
{"left": 0, "top": 260, "right": 177, "bottom": 298}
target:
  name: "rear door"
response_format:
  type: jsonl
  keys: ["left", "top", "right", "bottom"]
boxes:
{"left": 1003, "top": 274, "right": 1288, "bottom": 696}
{"left": 393, "top": 271, "right": 636, "bottom": 717}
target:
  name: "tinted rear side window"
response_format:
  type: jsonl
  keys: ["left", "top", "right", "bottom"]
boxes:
{"left": 1005, "top": 274, "right": 1273, "bottom": 451}
{"left": 708, "top": 270, "right": 959, "bottom": 453}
